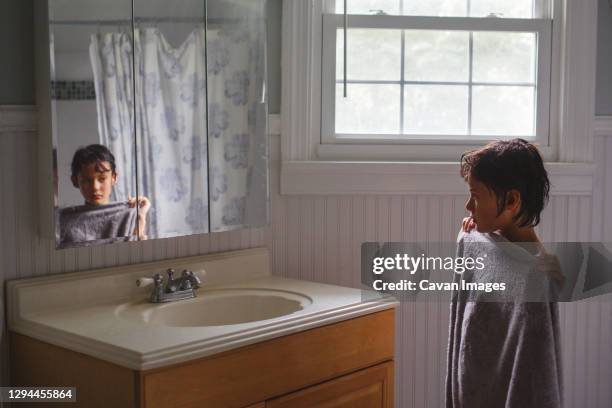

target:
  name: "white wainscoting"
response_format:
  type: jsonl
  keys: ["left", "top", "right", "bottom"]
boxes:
{"left": 1, "top": 107, "right": 611, "bottom": 407}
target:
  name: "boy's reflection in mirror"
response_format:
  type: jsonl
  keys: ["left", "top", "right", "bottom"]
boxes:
{"left": 60, "top": 144, "right": 150, "bottom": 245}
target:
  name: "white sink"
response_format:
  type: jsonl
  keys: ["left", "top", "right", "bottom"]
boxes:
{"left": 116, "top": 288, "right": 313, "bottom": 327}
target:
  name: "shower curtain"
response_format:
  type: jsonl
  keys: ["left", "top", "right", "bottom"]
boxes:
{"left": 134, "top": 28, "right": 209, "bottom": 238}
{"left": 207, "top": 15, "right": 268, "bottom": 231}
{"left": 90, "top": 28, "right": 209, "bottom": 238}
{"left": 90, "top": 13, "right": 267, "bottom": 237}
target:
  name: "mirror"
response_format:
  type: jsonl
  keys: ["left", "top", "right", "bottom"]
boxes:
{"left": 47, "top": 0, "right": 269, "bottom": 248}
{"left": 205, "top": 0, "right": 269, "bottom": 234}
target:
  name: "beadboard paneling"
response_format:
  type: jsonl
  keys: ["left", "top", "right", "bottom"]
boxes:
{"left": 270, "top": 183, "right": 611, "bottom": 407}
{"left": 2, "top": 108, "right": 612, "bottom": 407}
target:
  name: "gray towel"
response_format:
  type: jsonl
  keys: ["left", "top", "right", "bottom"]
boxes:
{"left": 446, "top": 231, "right": 563, "bottom": 408}
{"left": 58, "top": 202, "right": 137, "bottom": 248}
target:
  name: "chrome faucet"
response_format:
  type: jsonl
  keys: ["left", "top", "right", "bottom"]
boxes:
{"left": 137, "top": 268, "right": 204, "bottom": 303}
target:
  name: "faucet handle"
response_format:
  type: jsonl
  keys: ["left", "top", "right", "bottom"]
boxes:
{"left": 136, "top": 273, "right": 163, "bottom": 288}
{"left": 181, "top": 269, "right": 204, "bottom": 288}
{"left": 136, "top": 277, "right": 154, "bottom": 287}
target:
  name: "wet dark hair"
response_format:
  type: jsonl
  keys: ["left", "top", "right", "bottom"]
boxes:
{"left": 71, "top": 144, "right": 116, "bottom": 187}
{"left": 460, "top": 138, "right": 550, "bottom": 228}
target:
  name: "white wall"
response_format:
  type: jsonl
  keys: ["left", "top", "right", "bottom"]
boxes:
{"left": 1, "top": 107, "right": 612, "bottom": 407}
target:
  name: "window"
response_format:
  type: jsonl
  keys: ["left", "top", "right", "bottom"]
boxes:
{"left": 322, "top": 0, "right": 552, "bottom": 153}
{"left": 280, "top": 0, "right": 597, "bottom": 195}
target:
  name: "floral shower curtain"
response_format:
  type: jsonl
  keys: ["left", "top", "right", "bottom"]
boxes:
{"left": 90, "top": 28, "right": 209, "bottom": 238}
{"left": 134, "top": 28, "right": 209, "bottom": 238}
{"left": 207, "top": 18, "right": 268, "bottom": 231}
{"left": 90, "top": 15, "right": 267, "bottom": 237}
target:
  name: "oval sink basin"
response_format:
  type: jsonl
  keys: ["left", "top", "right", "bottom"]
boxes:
{"left": 116, "top": 288, "right": 312, "bottom": 327}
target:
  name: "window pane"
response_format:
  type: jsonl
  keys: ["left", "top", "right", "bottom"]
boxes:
{"left": 473, "top": 32, "right": 536, "bottom": 83}
{"left": 336, "top": 84, "right": 400, "bottom": 134}
{"left": 336, "top": 29, "right": 401, "bottom": 81}
{"left": 404, "top": 85, "right": 468, "bottom": 134}
{"left": 335, "top": 0, "right": 399, "bottom": 15}
{"left": 404, "top": 30, "right": 469, "bottom": 82}
{"left": 472, "top": 86, "right": 535, "bottom": 135}
{"left": 470, "top": 0, "right": 534, "bottom": 18}
{"left": 403, "top": 0, "right": 467, "bottom": 17}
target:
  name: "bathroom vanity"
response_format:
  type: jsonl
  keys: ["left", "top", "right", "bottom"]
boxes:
{"left": 8, "top": 248, "right": 397, "bottom": 407}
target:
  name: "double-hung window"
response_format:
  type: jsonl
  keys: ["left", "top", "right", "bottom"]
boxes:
{"left": 320, "top": 0, "right": 553, "bottom": 160}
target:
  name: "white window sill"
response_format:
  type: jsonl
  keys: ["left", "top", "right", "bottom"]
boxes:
{"left": 280, "top": 161, "right": 594, "bottom": 196}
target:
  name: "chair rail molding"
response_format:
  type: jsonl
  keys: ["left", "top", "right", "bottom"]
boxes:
{"left": 594, "top": 116, "right": 612, "bottom": 137}
{"left": 0, "top": 106, "right": 37, "bottom": 133}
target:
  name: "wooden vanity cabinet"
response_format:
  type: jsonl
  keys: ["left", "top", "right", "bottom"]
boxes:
{"left": 10, "top": 309, "right": 395, "bottom": 408}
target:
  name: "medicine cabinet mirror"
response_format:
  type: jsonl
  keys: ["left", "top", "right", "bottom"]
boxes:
{"left": 43, "top": 0, "right": 269, "bottom": 248}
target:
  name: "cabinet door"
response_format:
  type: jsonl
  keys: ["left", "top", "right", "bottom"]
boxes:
{"left": 266, "top": 361, "right": 394, "bottom": 408}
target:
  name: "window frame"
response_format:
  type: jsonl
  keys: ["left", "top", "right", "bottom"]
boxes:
{"left": 320, "top": 14, "right": 552, "bottom": 158}
{"left": 280, "top": 0, "right": 597, "bottom": 196}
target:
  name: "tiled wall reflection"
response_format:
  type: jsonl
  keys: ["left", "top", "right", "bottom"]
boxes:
{"left": 51, "top": 81, "right": 96, "bottom": 100}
